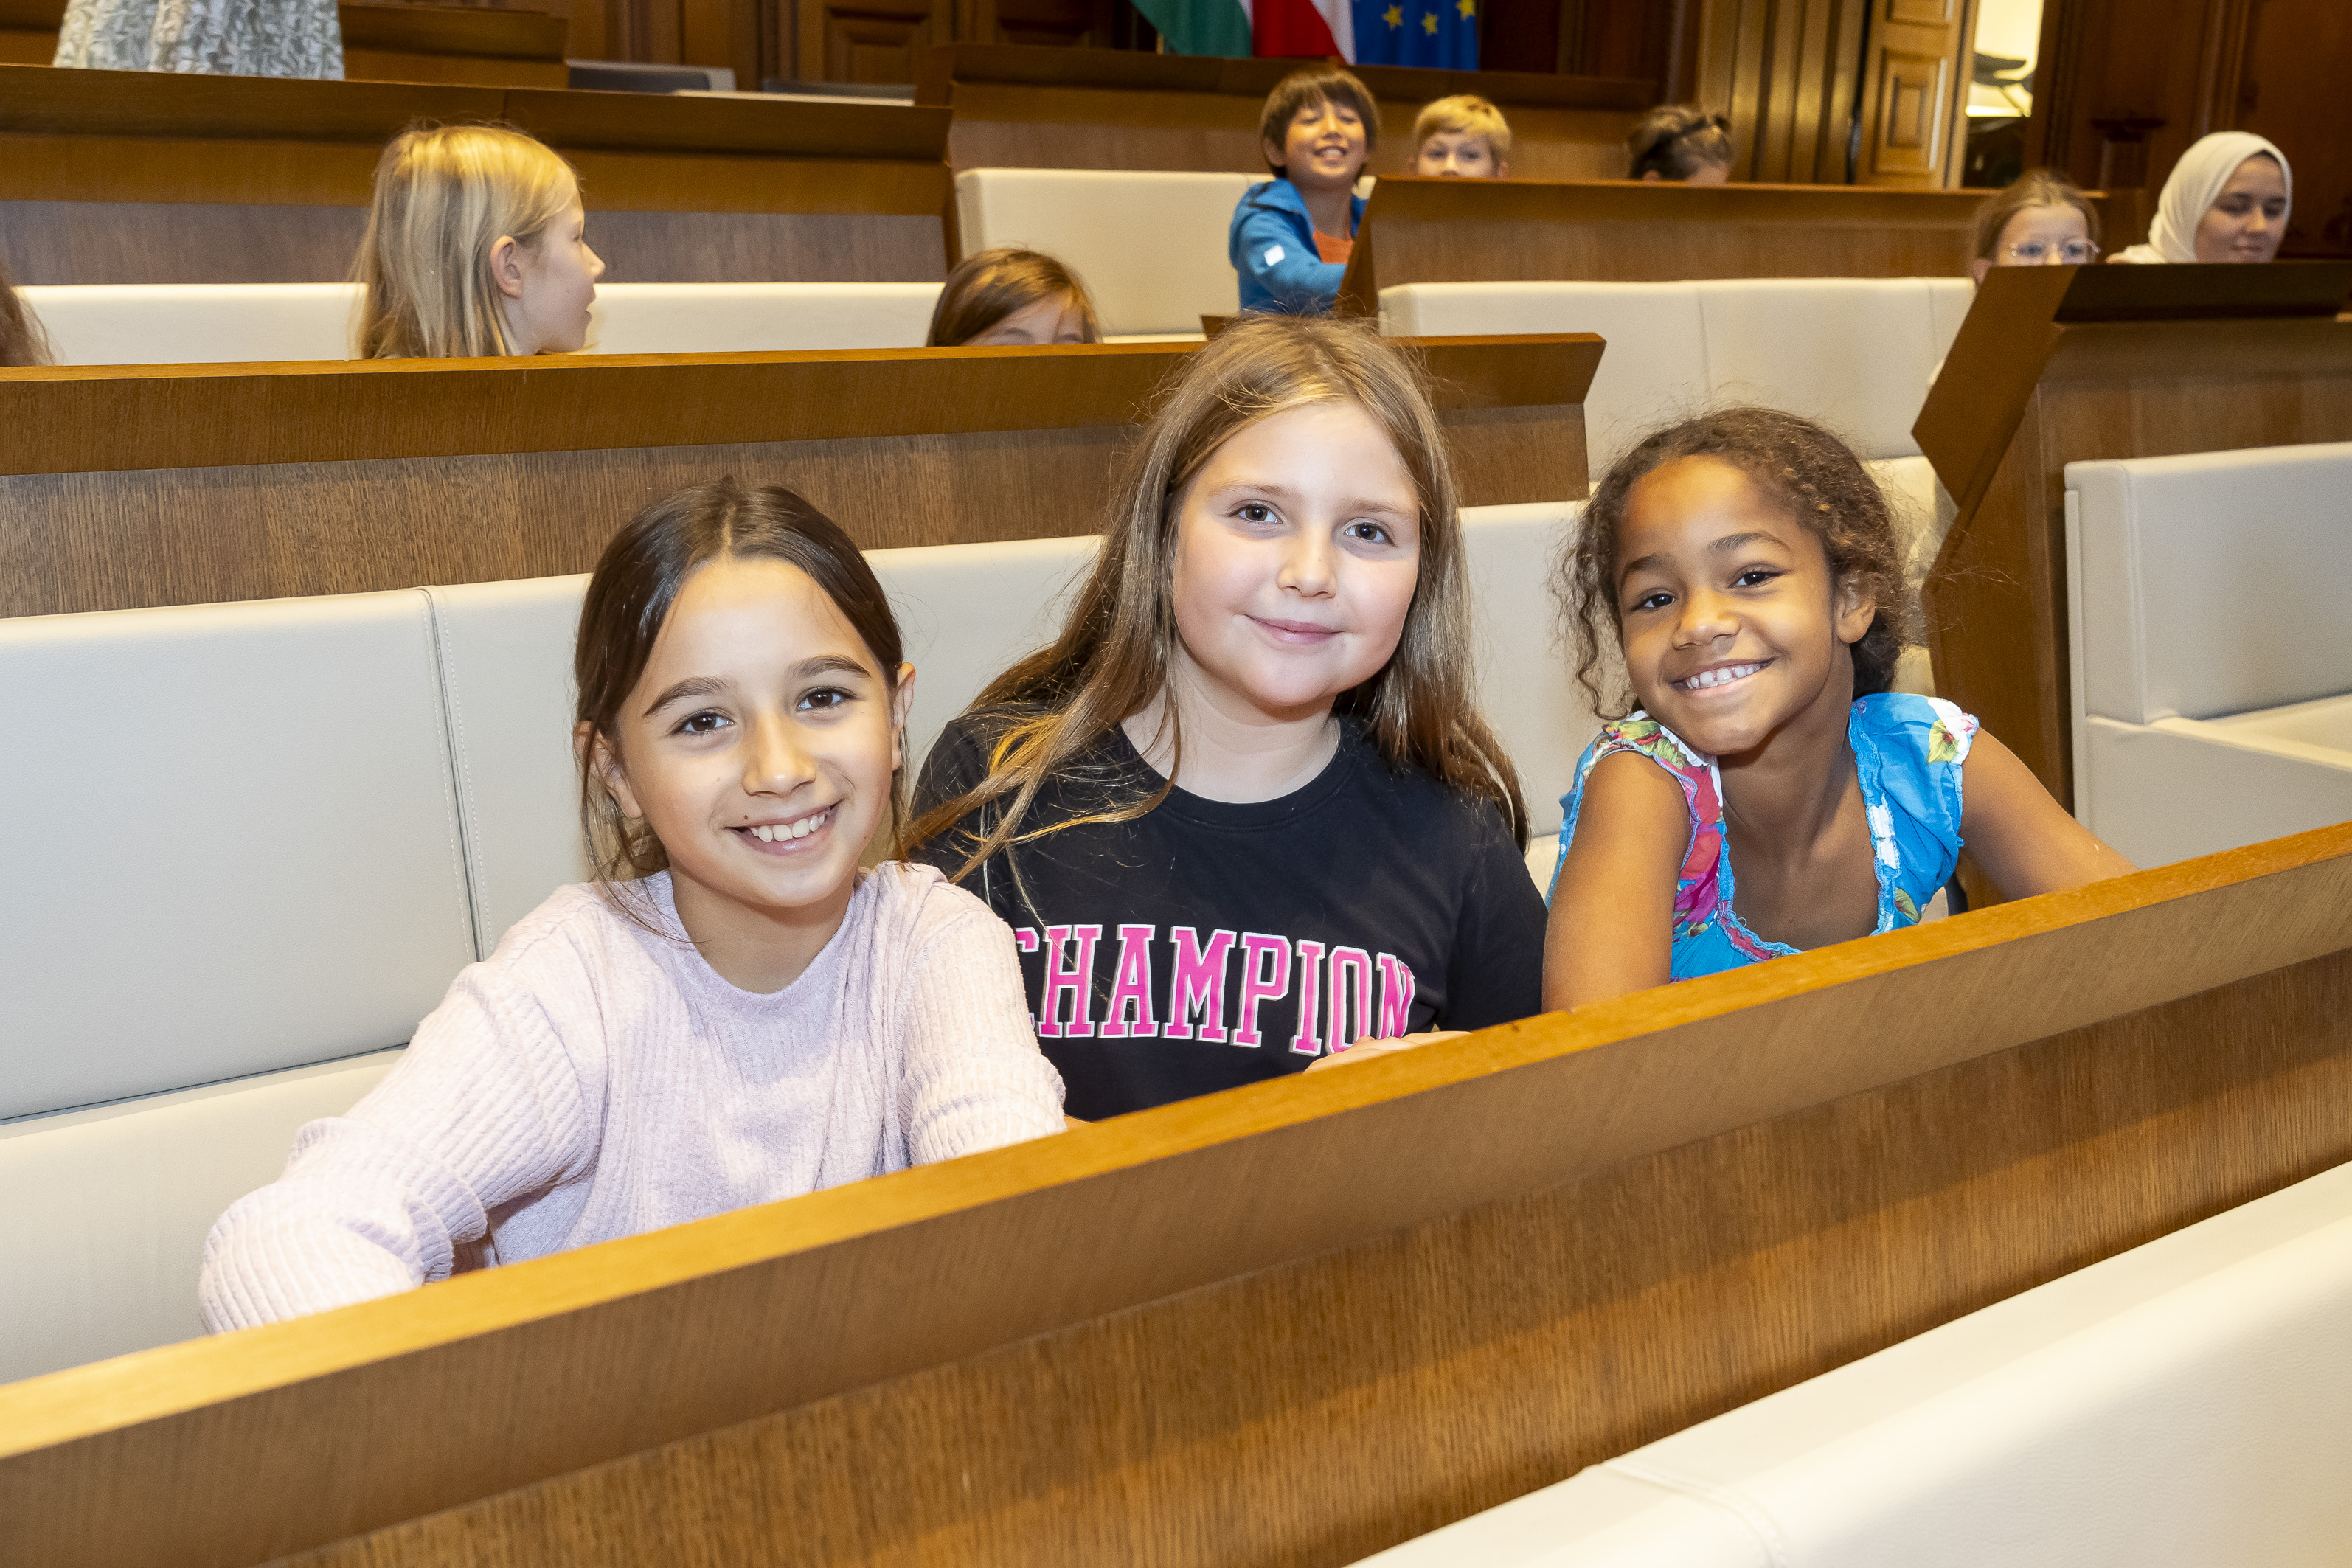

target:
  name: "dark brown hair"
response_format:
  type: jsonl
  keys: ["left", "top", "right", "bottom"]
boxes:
{"left": 900, "top": 313, "right": 1527, "bottom": 894}
{"left": 0, "top": 254, "right": 52, "bottom": 368}
{"left": 1560, "top": 408, "right": 1915, "bottom": 718}
{"left": 1626, "top": 105, "right": 1735, "bottom": 180}
{"left": 1259, "top": 64, "right": 1382, "bottom": 176}
{"left": 1971, "top": 167, "right": 2101, "bottom": 260}
{"left": 575, "top": 478, "right": 906, "bottom": 909}
{"left": 926, "top": 247, "right": 1101, "bottom": 347}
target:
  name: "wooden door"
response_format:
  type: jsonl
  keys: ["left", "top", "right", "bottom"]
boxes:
{"left": 1854, "top": 0, "right": 1974, "bottom": 187}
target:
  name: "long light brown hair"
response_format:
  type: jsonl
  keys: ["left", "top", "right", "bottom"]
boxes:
{"left": 354, "top": 121, "right": 580, "bottom": 359}
{"left": 926, "top": 247, "right": 1101, "bottom": 347}
{"left": 900, "top": 314, "right": 1528, "bottom": 887}
{"left": 0, "top": 254, "right": 52, "bottom": 368}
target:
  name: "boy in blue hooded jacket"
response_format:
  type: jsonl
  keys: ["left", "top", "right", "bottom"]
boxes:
{"left": 1230, "top": 65, "right": 1378, "bottom": 316}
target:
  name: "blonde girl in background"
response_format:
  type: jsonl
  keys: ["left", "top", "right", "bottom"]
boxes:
{"left": 1412, "top": 94, "right": 1511, "bottom": 178}
{"left": 925, "top": 247, "right": 1102, "bottom": 347}
{"left": 903, "top": 316, "right": 1545, "bottom": 1120}
{"left": 2112, "top": 132, "right": 2292, "bottom": 265}
{"left": 355, "top": 122, "right": 606, "bottom": 359}
{"left": 1968, "top": 169, "right": 2103, "bottom": 280}
{"left": 201, "top": 479, "right": 1065, "bottom": 1330}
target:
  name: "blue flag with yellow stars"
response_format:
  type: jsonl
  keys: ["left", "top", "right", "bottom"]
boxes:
{"left": 1352, "top": 0, "right": 1477, "bottom": 67}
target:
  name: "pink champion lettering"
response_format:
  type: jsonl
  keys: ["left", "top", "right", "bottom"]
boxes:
{"left": 1377, "top": 952, "right": 1416, "bottom": 1036}
{"left": 1230, "top": 933, "right": 1291, "bottom": 1048}
{"left": 1035, "top": 923, "right": 1100, "bottom": 1038}
{"left": 1325, "top": 946, "right": 1373, "bottom": 1052}
{"left": 1097, "top": 923, "right": 1159, "bottom": 1038}
{"left": 1288, "top": 940, "right": 1327, "bottom": 1054}
{"left": 1162, "top": 927, "right": 1236, "bottom": 1042}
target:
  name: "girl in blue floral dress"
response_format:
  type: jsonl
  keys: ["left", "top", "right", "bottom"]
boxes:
{"left": 1544, "top": 409, "right": 2134, "bottom": 1007}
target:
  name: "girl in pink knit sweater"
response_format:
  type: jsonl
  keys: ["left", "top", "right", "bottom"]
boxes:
{"left": 201, "top": 480, "right": 1066, "bottom": 1331}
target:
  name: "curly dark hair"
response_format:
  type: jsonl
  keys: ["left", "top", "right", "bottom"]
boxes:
{"left": 1558, "top": 407, "right": 1917, "bottom": 718}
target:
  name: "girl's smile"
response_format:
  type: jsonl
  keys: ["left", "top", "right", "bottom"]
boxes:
{"left": 734, "top": 803, "right": 836, "bottom": 850}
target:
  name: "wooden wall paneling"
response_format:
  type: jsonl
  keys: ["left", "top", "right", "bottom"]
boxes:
{"left": 0, "top": 335, "right": 1595, "bottom": 617}
{"left": 0, "top": 0, "right": 57, "bottom": 61}
{"left": 1691, "top": 0, "right": 1869, "bottom": 185}
{"left": 2225, "top": 0, "right": 2352, "bottom": 257}
{"left": 0, "top": 64, "right": 955, "bottom": 283}
{"left": 4, "top": 823, "right": 2351, "bottom": 1567}
{"left": 956, "top": 0, "right": 1117, "bottom": 50}
{"left": 336, "top": 1, "right": 571, "bottom": 87}
{"left": 1336, "top": 177, "right": 1988, "bottom": 312}
{"left": 1915, "top": 261, "right": 2352, "bottom": 808}
{"left": 798, "top": 0, "right": 953, "bottom": 84}
{"left": 912, "top": 44, "right": 1651, "bottom": 176}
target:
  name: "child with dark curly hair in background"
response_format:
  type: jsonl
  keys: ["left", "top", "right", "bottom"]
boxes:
{"left": 1542, "top": 409, "right": 2132, "bottom": 1008}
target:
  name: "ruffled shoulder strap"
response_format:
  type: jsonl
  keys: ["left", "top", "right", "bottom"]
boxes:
{"left": 1557, "top": 715, "right": 1728, "bottom": 934}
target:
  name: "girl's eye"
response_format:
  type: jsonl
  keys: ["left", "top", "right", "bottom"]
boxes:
{"left": 799, "top": 687, "right": 850, "bottom": 712}
{"left": 1237, "top": 502, "right": 1278, "bottom": 525}
{"left": 1733, "top": 568, "right": 1781, "bottom": 588}
{"left": 1630, "top": 590, "right": 1673, "bottom": 613}
{"left": 676, "top": 710, "right": 730, "bottom": 736}
{"left": 1343, "top": 520, "right": 1392, "bottom": 545}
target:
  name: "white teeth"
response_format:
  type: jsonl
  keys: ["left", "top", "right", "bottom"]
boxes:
{"left": 752, "top": 825, "right": 773, "bottom": 842}
{"left": 749, "top": 809, "right": 830, "bottom": 844}
{"left": 1684, "top": 662, "right": 1762, "bottom": 690}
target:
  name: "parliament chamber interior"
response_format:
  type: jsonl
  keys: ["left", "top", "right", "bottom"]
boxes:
{"left": 4, "top": 0, "right": 2352, "bottom": 1560}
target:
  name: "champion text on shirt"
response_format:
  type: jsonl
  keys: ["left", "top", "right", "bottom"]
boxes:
{"left": 1013, "top": 924, "right": 1416, "bottom": 1055}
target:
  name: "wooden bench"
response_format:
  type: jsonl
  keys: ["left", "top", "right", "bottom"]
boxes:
{"left": 0, "top": 60, "right": 953, "bottom": 285}
{"left": 0, "top": 333, "right": 1602, "bottom": 617}
{"left": 6, "top": 821, "right": 2348, "bottom": 1567}
{"left": 1335, "top": 177, "right": 2048, "bottom": 312}
{"left": 1915, "top": 261, "right": 2352, "bottom": 816}
{"left": 915, "top": 42, "right": 1651, "bottom": 180}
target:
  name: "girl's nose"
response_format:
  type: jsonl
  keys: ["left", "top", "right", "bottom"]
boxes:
{"left": 1277, "top": 533, "right": 1337, "bottom": 594}
{"left": 1677, "top": 589, "right": 1737, "bottom": 642}
{"left": 743, "top": 714, "right": 816, "bottom": 795}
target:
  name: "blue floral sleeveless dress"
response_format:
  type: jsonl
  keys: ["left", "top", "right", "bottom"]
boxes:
{"left": 1547, "top": 692, "right": 1980, "bottom": 981}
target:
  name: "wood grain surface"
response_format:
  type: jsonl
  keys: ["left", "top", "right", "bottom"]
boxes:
{"left": 6, "top": 0, "right": 573, "bottom": 87}
{"left": 915, "top": 41, "right": 1647, "bottom": 177}
{"left": 0, "top": 63, "right": 954, "bottom": 284}
{"left": 1915, "top": 263, "right": 2352, "bottom": 805}
{"left": 1335, "top": 177, "right": 2002, "bottom": 310}
{"left": 2, "top": 823, "right": 2348, "bottom": 1567}
{"left": 0, "top": 336, "right": 1598, "bottom": 616}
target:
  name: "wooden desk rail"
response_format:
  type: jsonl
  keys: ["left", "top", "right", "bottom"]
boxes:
{"left": 4, "top": 822, "right": 2349, "bottom": 1567}
{"left": 915, "top": 41, "right": 1650, "bottom": 180}
{"left": 1334, "top": 177, "right": 2094, "bottom": 311}
{"left": 0, "top": 333, "right": 1602, "bottom": 617}
{"left": 0, "top": 61, "right": 954, "bottom": 284}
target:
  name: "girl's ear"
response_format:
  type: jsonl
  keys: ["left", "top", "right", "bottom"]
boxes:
{"left": 1833, "top": 570, "right": 1877, "bottom": 647}
{"left": 490, "top": 234, "right": 528, "bottom": 302}
{"left": 888, "top": 664, "right": 918, "bottom": 774}
{"left": 576, "top": 719, "right": 645, "bottom": 819}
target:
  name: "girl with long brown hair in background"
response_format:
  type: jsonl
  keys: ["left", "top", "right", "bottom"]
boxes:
{"left": 901, "top": 315, "right": 1545, "bottom": 1119}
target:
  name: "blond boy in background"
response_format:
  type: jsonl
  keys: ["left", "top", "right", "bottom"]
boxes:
{"left": 1412, "top": 95, "right": 1511, "bottom": 178}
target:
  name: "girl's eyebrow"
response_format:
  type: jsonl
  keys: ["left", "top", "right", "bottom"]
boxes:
{"left": 643, "top": 674, "right": 728, "bottom": 717}
{"left": 1618, "top": 529, "right": 1793, "bottom": 583}
{"left": 792, "top": 653, "right": 874, "bottom": 682}
{"left": 1205, "top": 479, "right": 1415, "bottom": 518}
{"left": 642, "top": 656, "right": 870, "bottom": 717}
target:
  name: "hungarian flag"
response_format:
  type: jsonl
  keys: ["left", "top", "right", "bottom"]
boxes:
{"left": 1133, "top": 0, "right": 1356, "bottom": 60}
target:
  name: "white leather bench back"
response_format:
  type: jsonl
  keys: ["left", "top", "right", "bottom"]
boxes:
{"left": 954, "top": 168, "right": 1261, "bottom": 337}
{"left": 21, "top": 282, "right": 943, "bottom": 364}
{"left": 0, "top": 592, "right": 477, "bottom": 1123}
{"left": 1357, "top": 1156, "right": 2352, "bottom": 1567}
{"left": 2070, "top": 442, "right": 2352, "bottom": 724}
{"left": 1380, "top": 277, "right": 1976, "bottom": 468}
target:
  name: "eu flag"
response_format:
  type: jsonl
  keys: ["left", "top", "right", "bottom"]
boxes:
{"left": 1350, "top": 0, "right": 1477, "bottom": 68}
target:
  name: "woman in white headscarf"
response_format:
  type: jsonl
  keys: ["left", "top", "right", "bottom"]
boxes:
{"left": 2112, "top": 132, "right": 2291, "bottom": 263}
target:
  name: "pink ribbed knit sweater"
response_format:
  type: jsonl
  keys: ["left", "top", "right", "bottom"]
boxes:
{"left": 200, "top": 862, "right": 1065, "bottom": 1331}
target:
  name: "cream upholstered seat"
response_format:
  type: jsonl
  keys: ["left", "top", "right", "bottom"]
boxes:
{"left": 2068, "top": 442, "right": 2352, "bottom": 867}
{"left": 953, "top": 168, "right": 1262, "bottom": 338}
{"left": 1378, "top": 277, "right": 1976, "bottom": 468}
{"left": 0, "top": 505, "right": 1588, "bottom": 1384}
{"left": 1354, "top": 1157, "right": 2352, "bottom": 1566}
{"left": 20, "top": 281, "right": 943, "bottom": 365}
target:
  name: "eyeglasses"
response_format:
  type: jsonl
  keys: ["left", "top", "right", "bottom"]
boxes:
{"left": 2004, "top": 239, "right": 2101, "bottom": 264}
